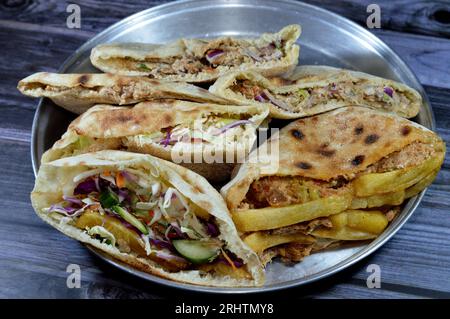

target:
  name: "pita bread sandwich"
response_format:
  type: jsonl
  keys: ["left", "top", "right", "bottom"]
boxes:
{"left": 221, "top": 107, "right": 445, "bottom": 265}
{"left": 209, "top": 65, "right": 422, "bottom": 119}
{"left": 41, "top": 100, "right": 269, "bottom": 183}
{"left": 90, "top": 25, "right": 301, "bottom": 82}
{"left": 17, "top": 72, "right": 230, "bottom": 114}
{"left": 31, "top": 150, "right": 264, "bottom": 286}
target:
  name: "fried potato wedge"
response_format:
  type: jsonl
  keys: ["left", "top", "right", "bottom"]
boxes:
{"left": 243, "top": 232, "right": 315, "bottom": 253}
{"left": 344, "top": 210, "right": 389, "bottom": 234}
{"left": 233, "top": 193, "right": 352, "bottom": 232}
{"left": 312, "top": 227, "right": 377, "bottom": 240}
{"left": 405, "top": 169, "right": 439, "bottom": 199}
{"left": 354, "top": 152, "right": 444, "bottom": 197}
{"left": 350, "top": 190, "right": 405, "bottom": 209}
{"left": 313, "top": 209, "right": 388, "bottom": 240}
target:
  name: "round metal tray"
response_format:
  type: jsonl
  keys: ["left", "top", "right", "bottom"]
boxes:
{"left": 31, "top": 0, "right": 435, "bottom": 293}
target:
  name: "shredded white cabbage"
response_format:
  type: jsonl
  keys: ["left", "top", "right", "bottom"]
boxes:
{"left": 148, "top": 208, "right": 162, "bottom": 226}
{"left": 87, "top": 226, "right": 116, "bottom": 246}
{"left": 136, "top": 201, "right": 157, "bottom": 210}
{"left": 141, "top": 234, "right": 152, "bottom": 256}
{"left": 151, "top": 182, "right": 161, "bottom": 197}
{"left": 73, "top": 168, "right": 104, "bottom": 183}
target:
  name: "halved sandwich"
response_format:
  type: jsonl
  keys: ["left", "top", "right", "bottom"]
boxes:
{"left": 17, "top": 72, "right": 230, "bottom": 114}
{"left": 42, "top": 100, "right": 269, "bottom": 183}
{"left": 209, "top": 66, "right": 422, "bottom": 119}
{"left": 31, "top": 150, "right": 264, "bottom": 286}
{"left": 90, "top": 25, "right": 301, "bottom": 82}
{"left": 221, "top": 107, "right": 444, "bottom": 265}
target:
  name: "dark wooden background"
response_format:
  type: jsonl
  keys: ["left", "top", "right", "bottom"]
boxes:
{"left": 1, "top": 0, "right": 449, "bottom": 299}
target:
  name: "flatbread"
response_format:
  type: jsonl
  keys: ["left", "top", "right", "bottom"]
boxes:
{"left": 31, "top": 150, "right": 264, "bottom": 287}
{"left": 209, "top": 66, "right": 422, "bottom": 119}
{"left": 90, "top": 25, "right": 301, "bottom": 82}
{"left": 42, "top": 100, "right": 269, "bottom": 183}
{"left": 17, "top": 72, "right": 231, "bottom": 114}
{"left": 222, "top": 106, "right": 444, "bottom": 210}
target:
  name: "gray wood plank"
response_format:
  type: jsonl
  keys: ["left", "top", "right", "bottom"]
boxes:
{"left": 2, "top": 0, "right": 448, "bottom": 38}
{"left": 302, "top": 0, "right": 450, "bottom": 38}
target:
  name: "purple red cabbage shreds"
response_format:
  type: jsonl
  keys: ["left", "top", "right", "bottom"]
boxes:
{"left": 205, "top": 49, "right": 224, "bottom": 64}
{"left": 62, "top": 195, "right": 83, "bottom": 206}
{"left": 74, "top": 178, "right": 98, "bottom": 195}
{"left": 49, "top": 204, "right": 77, "bottom": 215}
{"left": 159, "top": 129, "right": 173, "bottom": 148}
{"left": 206, "top": 222, "right": 220, "bottom": 237}
{"left": 117, "top": 188, "right": 130, "bottom": 204}
{"left": 150, "top": 239, "right": 175, "bottom": 251}
{"left": 262, "top": 89, "right": 291, "bottom": 110}
{"left": 155, "top": 251, "right": 188, "bottom": 263}
{"left": 384, "top": 86, "right": 394, "bottom": 97}
{"left": 120, "top": 170, "right": 137, "bottom": 182}
{"left": 254, "top": 91, "right": 269, "bottom": 102}
{"left": 329, "top": 83, "right": 338, "bottom": 93}
{"left": 213, "top": 120, "right": 254, "bottom": 136}
{"left": 170, "top": 222, "right": 187, "bottom": 239}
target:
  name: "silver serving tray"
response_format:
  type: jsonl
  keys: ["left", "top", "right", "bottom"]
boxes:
{"left": 31, "top": 0, "right": 435, "bottom": 293}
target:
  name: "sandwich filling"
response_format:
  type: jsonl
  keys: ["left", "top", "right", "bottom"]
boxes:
{"left": 128, "top": 113, "right": 255, "bottom": 149}
{"left": 117, "top": 38, "right": 287, "bottom": 77}
{"left": 235, "top": 141, "right": 441, "bottom": 264}
{"left": 230, "top": 79, "right": 414, "bottom": 114}
{"left": 43, "top": 168, "right": 250, "bottom": 278}
{"left": 52, "top": 114, "right": 257, "bottom": 162}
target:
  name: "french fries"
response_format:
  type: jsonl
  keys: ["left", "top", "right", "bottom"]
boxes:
{"left": 405, "top": 169, "right": 439, "bottom": 199}
{"left": 350, "top": 190, "right": 405, "bottom": 209}
{"left": 233, "top": 193, "right": 352, "bottom": 232}
{"left": 312, "top": 227, "right": 377, "bottom": 240}
{"left": 243, "top": 232, "right": 315, "bottom": 253}
{"left": 312, "top": 209, "right": 388, "bottom": 240}
{"left": 354, "top": 152, "right": 443, "bottom": 197}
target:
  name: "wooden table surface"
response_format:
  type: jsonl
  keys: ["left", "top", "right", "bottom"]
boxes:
{"left": 1, "top": 0, "right": 449, "bottom": 299}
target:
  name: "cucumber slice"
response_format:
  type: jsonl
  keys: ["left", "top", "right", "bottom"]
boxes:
{"left": 99, "top": 189, "right": 119, "bottom": 208}
{"left": 172, "top": 240, "right": 220, "bottom": 264}
{"left": 111, "top": 206, "right": 148, "bottom": 235}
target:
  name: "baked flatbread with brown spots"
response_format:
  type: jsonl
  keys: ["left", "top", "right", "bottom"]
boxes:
{"left": 41, "top": 100, "right": 269, "bottom": 183}
{"left": 221, "top": 107, "right": 445, "bottom": 264}
{"left": 90, "top": 25, "right": 300, "bottom": 83}
{"left": 17, "top": 72, "right": 231, "bottom": 114}
{"left": 209, "top": 66, "right": 422, "bottom": 119}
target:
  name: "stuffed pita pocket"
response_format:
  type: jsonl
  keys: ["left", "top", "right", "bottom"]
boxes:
{"left": 90, "top": 25, "right": 300, "bottom": 82}
{"left": 221, "top": 107, "right": 444, "bottom": 265}
{"left": 42, "top": 100, "right": 269, "bottom": 183}
{"left": 209, "top": 66, "right": 422, "bottom": 119}
{"left": 31, "top": 150, "right": 264, "bottom": 286}
{"left": 17, "top": 72, "right": 230, "bottom": 114}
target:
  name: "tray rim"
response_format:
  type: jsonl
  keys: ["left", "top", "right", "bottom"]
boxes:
{"left": 30, "top": 0, "right": 435, "bottom": 294}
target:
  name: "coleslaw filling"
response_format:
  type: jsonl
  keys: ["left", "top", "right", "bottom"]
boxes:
{"left": 231, "top": 79, "right": 412, "bottom": 113}
{"left": 128, "top": 115, "right": 255, "bottom": 149}
{"left": 43, "top": 168, "right": 244, "bottom": 272}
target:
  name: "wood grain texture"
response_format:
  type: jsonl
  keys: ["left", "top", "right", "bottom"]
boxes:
{"left": 1, "top": 0, "right": 449, "bottom": 299}
{"left": 302, "top": 0, "right": 450, "bottom": 38}
{"left": 1, "top": 1, "right": 449, "bottom": 38}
